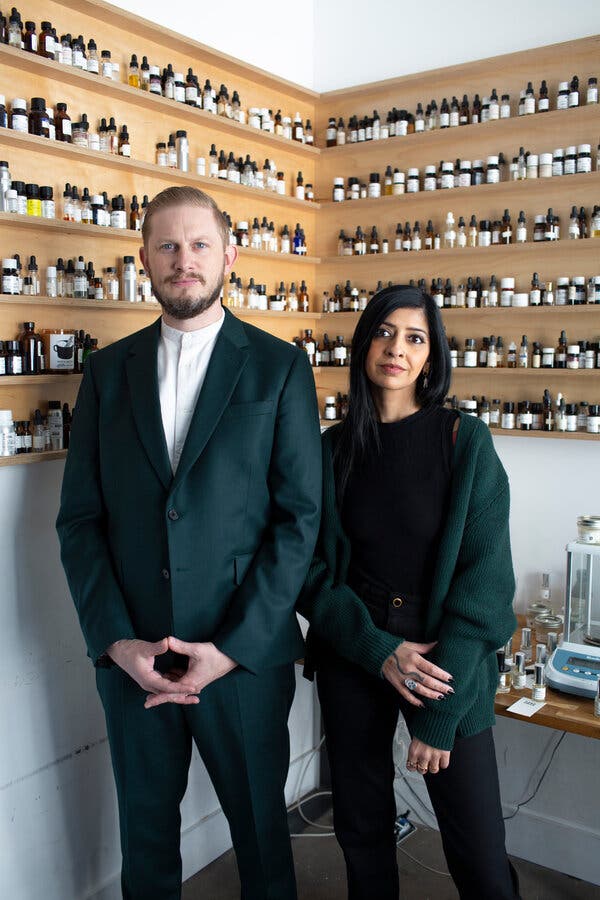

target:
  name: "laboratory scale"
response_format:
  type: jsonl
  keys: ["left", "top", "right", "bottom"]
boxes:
{"left": 546, "top": 540, "right": 600, "bottom": 699}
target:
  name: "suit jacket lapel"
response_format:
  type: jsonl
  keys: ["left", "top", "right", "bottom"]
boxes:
{"left": 173, "top": 308, "right": 250, "bottom": 486}
{"left": 125, "top": 319, "right": 173, "bottom": 491}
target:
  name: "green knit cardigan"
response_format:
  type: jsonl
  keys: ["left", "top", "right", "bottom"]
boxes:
{"left": 297, "top": 412, "right": 517, "bottom": 751}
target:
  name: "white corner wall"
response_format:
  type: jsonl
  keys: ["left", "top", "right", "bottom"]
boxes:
{"left": 314, "top": 0, "right": 600, "bottom": 91}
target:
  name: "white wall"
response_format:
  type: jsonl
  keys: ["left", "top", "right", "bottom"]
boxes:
{"left": 314, "top": 0, "right": 600, "bottom": 91}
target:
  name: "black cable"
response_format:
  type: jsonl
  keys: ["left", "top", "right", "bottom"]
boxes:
{"left": 503, "top": 731, "right": 566, "bottom": 821}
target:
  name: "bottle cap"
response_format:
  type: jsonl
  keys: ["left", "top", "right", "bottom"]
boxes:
{"left": 325, "top": 396, "right": 336, "bottom": 404}
{"left": 486, "top": 155, "right": 499, "bottom": 165}
{"left": 500, "top": 277, "right": 515, "bottom": 289}
{"left": 578, "top": 144, "right": 591, "bottom": 154}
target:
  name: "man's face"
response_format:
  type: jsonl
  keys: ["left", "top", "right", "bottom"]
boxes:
{"left": 139, "top": 204, "right": 237, "bottom": 321}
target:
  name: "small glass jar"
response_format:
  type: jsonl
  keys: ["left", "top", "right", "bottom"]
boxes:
{"left": 406, "top": 168, "right": 420, "bottom": 193}
{"left": 501, "top": 402, "right": 515, "bottom": 429}
{"left": 323, "top": 396, "right": 337, "bottom": 421}
{"left": 423, "top": 166, "right": 437, "bottom": 191}
{"left": 577, "top": 144, "right": 592, "bottom": 174}
{"left": 539, "top": 153, "right": 553, "bottom": 177}
{"left": 526, "top": 602, "right": 552, "bottom": 628}
{"left": 534, "top": 613, "right": 564, "bottom": 643}
{"left": 392, "top": 170, "right": 405, "bottom": 195}
{"left": 587, "top": 405, "right": 600, "bottom": 433}
{"left": 576, "top": 515, "right": 600, "bottom": 544}
{"left": 552, "top": 148, "right": 564, "bottom": 177}
{"left": 526, "top": 154, "right": 539, "bottom": 178}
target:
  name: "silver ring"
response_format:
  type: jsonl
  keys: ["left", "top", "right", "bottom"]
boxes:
{"left": 405, "top": 678, "right": 418, "bottom": 692}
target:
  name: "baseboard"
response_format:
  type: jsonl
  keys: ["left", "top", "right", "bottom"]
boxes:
{"left": 504, "top": 803, "right": 600, "bottom": 886}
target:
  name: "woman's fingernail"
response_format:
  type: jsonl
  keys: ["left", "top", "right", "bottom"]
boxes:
{"left": 447, "top": 686, "right": 455, "bottom": 694}
{"left": 437, "top": 694, "right": 445, "bottom": 700}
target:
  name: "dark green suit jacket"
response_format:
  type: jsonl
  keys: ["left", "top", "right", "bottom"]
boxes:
{"left": 57, "top": 308, "right": 322, "bottom": 674}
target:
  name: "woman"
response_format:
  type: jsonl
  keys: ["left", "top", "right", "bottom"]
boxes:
{"left": 298, "top": 285, "right": 520, "bottom": 899}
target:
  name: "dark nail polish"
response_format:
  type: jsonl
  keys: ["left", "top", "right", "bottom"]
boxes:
{"left": 447, "top": 686, "right": 455, "bottom": 694}
{"left": 438, "top": 694, "right": 445, "bottom": 700}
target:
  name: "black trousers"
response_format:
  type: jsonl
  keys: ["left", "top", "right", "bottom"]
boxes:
{"left": 315, "top": 580, "right": 519, "bottom": 900}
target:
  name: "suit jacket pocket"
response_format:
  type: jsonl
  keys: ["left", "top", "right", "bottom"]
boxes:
{"left": 234, "top": 552, "right": 255, "bottom": 585}
{"left": 224, "top": 400, "right": 273, "bottom": 419}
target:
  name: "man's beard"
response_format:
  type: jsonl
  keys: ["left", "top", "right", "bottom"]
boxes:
{"left": 152, "top": 272, "right": 224, "bottom": 320}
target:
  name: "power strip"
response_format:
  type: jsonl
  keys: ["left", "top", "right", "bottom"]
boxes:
{"left": 395, "top": 811, "right": 417, "bottom": 845}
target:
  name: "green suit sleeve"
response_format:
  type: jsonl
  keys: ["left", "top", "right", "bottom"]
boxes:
{"left": 56, "top": 359, "right": 137, "bottom": 663}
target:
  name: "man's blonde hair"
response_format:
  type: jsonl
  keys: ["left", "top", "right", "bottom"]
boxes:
{"left": 141, "top": 186, "right": 230, "bottom": 248}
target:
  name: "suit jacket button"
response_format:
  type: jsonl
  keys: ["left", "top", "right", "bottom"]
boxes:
{"left": 161, "top": 568, "right": 170, "bottom": 580}
{"left": 167, "top": 508, "right": 179, "bottom": 521}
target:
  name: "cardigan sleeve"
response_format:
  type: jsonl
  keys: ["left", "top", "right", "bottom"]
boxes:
{"left": 409, "top": 431, "right": 517, "bottom": 750}
{"left": 296, "top": 431, "right": 400, "bottom": 675}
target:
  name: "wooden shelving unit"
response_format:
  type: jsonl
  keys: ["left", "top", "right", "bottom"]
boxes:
{"left": 0, "top": 8, "right": 598, "bottom": 463}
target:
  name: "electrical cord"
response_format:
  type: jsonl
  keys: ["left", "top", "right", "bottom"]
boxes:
{"left": 397, "top": 843, "right": 450, "bottom": 877}
{"left": 288, "top": 736, "right": 335, "bottom": 838}
{"left": 503, "top": 730, "right": 566, "bottom": 821}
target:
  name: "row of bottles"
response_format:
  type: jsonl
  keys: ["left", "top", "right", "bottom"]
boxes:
{"left": 324, "top": 75, "right": 598, "bottom": 145}
{"left": 1, "top": 95, "right": 131, "bottom": 153}
{"left": 330, "top": 143, "right": 598, "bottom": 202}
{"left": 0, "top": 7, "right": 313, "bottom": 145}
{"left": 320, "top": 273, "right": 600, "bottom": 312}
{"left": 319, "top": 389, "right": 600, "bottom": 435}
{"left": 223, "top": 275, "right": 310, "bottom": 312}
{"left": 0, "top": 322, "right": 99, "bottom": 375}
{"left": 2, "top": 252, "right": 156, "bottom": 303}
{"left": 447, "top": 392, "right": 600, "bottom": 434}
{"left": 448, "top": 332, "right": 600, "bottom": 370}
{"left": 227, "top": 218, "right": 308, "bottom": 255}
{"left": 292, "top": 330, "right": 351, "bottom": 367}
{"left": 336, "top": 205, "right": 600, "bottom": 256}
{"left": 0, "top": 99, "right": 314, "bottom": 203}
{"left": 0, "top": 401, "right": 72, "bottom": 456}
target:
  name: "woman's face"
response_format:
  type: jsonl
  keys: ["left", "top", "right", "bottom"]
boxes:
{"left": 364, "top": 306, "right": 430, "bottom": 402}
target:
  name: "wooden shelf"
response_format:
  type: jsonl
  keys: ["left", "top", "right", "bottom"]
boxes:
{"left": 4, "top": 374, "right": 83, "bottom": 386}
{"left": 317, "top": 170, "right": 600, "bottom": 214}
{"left": 0, "top": 128, "right": 320, "bottom": 212}
{"left": 0, "top": 295, "right": 161, "bottom": 312}
{"left": 0, "top": 42, "right": 320, "bottom": 159}
{"left": 0, "top": 213, "right": 319, "bottom": 262}
{"left": 0, "top": 449, "right": 68, "bottom": 467}
{"left": 316, "top": 104, "right": 599, "bottom": 172}
{"left": 319, "top": 238, "right": 600, "bottom": 273}
{"left": 495, "top": 616, "right": 600, "bottom": 739}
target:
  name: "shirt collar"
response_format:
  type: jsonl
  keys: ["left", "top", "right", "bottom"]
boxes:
{"left": 160, "top": 307, "right": 225, "bottom": 348}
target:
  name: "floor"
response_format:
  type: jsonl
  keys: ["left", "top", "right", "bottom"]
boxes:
{"left": 183, "top": 797, "right": 600, "bottom": 900}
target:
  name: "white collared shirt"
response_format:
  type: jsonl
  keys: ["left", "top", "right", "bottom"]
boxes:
{"left": 157, "top": 310, "right": 225, "bottom": 472}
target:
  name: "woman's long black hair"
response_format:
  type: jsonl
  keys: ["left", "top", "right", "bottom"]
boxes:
{"left": 333, "top": 284, "right": 451, "bottom": 502}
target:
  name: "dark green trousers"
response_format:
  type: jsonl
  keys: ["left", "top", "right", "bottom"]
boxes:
{"left": 96, "top": 663, "right": 297, "bottom": 900}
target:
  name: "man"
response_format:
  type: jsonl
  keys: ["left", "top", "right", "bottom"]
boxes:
{"left": 56, "top": 186, "right": 322, "bottom": 900}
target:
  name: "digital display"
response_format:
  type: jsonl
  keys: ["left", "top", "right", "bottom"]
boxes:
{"left": 567, "top": 656, "right": 600, "bottom": 671}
